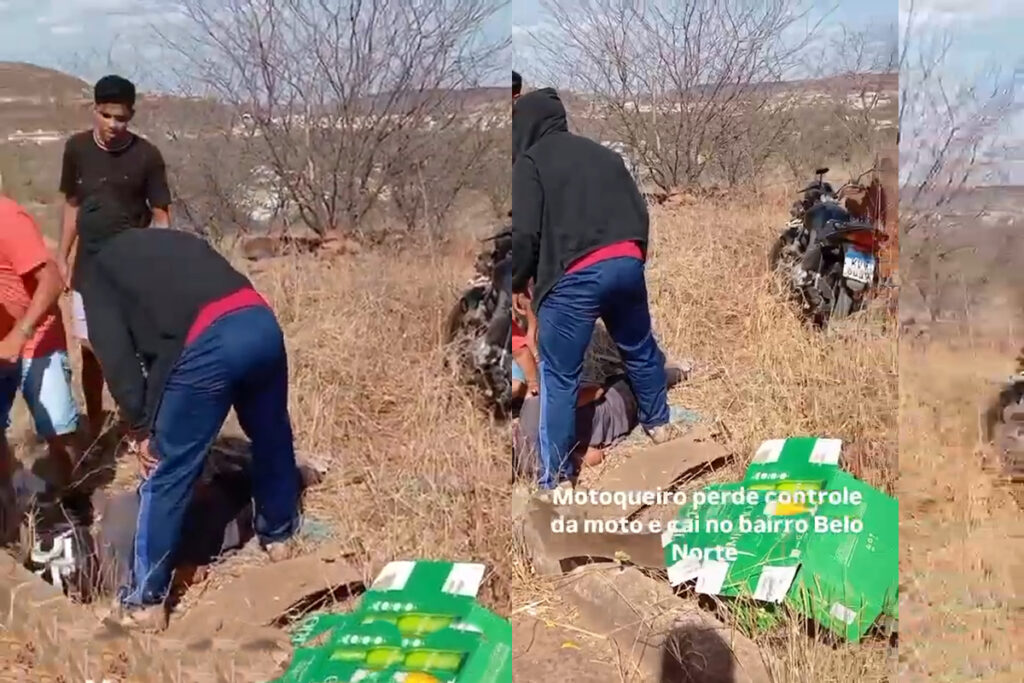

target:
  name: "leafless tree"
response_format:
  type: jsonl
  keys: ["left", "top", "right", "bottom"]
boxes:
{"left": 158, "top": 0, "right": 506, "bottom": 237}
{"left": 527, "top": 0, "right": 822, "bottom": 191}
{"left": 898, "top": 0, "right": 1015, "bottom": 321}
{"left": 784, "top": 21, "right": 898, "bottom": 179}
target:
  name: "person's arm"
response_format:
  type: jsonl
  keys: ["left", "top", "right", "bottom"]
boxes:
{"left": 15, "top": 262, "right": 62, "bottom": 339}
{"left": 513, "top": 346, "right": 539, "bottom": 394}
{"left": 510, "top": 156, "right": 542, "bottom": 294}
{"left": 146, "top": 146, "right": 172, "bottom": 227}
{"left": 80, "top": 268, "right": 148, "bottom": 430}
{"left": 57, "top": 141, "right": 79, "bottom": 281}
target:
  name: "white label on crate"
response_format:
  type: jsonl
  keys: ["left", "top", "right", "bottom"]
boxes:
{"left": 442, "top": 562, "right": 486, "bottom": 597}
{"left": 666, "top": 554, "right": 702, "bottom": 586}
{"left": 371, "top": 561, "right": 416, "bottom": 591}
{"left": 752, "top": 565, "right": 799, "bottom": 603}
{"left": 752, "top": 439, "right": 785, "bottom": 464}
{"left": 830, "top": 602, "right": 858, "bottom": 625}
{"left": 694, "top": 560, "right": 730, "bottom": 595}
{"left": 809, "top": 438, "right": 842, "bottom": 465}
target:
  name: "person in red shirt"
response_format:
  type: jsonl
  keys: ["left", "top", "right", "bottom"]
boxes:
{"left": 0, "top": 196, "right": 82, "bottom": 495}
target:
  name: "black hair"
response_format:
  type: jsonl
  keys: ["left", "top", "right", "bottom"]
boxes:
{"left": 94, "top": 75, "right": 136, "bottom": 109}
{"left": 512, "top": 70, "right": 522, "bottom": 97}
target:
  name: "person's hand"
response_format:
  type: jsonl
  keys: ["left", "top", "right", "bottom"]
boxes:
{"left": 527, "top": 378, "right": 539, "bottom": 396}
{"left": 512, "top": 292, "right": 531, "bottom": 317}
{"left": 0, "top": 329, "right": 26, "bottom": 363}
{"left": 134, "top": 437, "right": 158, "bottom": 477}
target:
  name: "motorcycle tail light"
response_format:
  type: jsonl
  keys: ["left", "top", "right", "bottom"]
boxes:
{"left": 844, "top": 230, "right": 876, "bottom": 251}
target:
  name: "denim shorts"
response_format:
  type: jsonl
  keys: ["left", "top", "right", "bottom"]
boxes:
{"left": 510, "top": 358, "right": 527, "bottom": 383}
{"left": 0, "top": 350, "right": 80, "bottom": 438}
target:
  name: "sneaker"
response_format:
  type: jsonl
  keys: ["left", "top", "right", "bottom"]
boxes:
{"left": 264, "top": 538, "right": 298, "bottom": 562}
{"left": 646, "top": 423, "right": 679, "bottom": 445}
{"left": 110, "top": 602, "right": 169, "bottom": 632}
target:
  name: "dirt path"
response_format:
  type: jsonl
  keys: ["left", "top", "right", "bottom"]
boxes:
{"left": 513, "top": 614, "right": 623, "bottom": 682}
{"left": 899, "top": 343, "right": 1024, "bottom": 680}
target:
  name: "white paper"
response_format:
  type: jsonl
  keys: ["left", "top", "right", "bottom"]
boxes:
{"left": 752, "top": 565, "right": 799, "bottom": 603}
{"left": 753, "top": 439, "right": 785, "bottom": 464}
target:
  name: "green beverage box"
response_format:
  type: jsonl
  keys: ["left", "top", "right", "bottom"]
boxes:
{"left": 271, "top": 560, "right": 512, "bottom": 683}
{"left": 662, "top": 438, "right": 898, "bottom": 642}
{"left": 273, "top": 620, "right": 509, "bottom": 682}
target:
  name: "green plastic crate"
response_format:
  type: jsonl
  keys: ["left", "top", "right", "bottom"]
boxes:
{"left": 662, "top": 437, "right": 898, "bottom": 642}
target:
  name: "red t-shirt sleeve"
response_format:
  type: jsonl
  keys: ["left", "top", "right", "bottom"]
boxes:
{"left": 0, "top": 208, "right": 49, "bottom": 277}
{"left": 510, "top": 319, "right": 528, "bottom": 352}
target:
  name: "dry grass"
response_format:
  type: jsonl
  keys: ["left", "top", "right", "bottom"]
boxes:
{"left": 241, "top": 245, "right": 517, "bottom": 606}
{"left": 645, "top": 193, "right": 897, "bottom": 492}
{"left": 246, "top": 191, "right": 898, "bottom": 680}
{"left": 0, "top": 190, "right": 901, "bottom": 680}
{"left": 899, "top": 337, "right": 1024, "bottom": 681}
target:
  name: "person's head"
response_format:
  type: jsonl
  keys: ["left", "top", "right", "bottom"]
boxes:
{"left": 92, "top": 75, "right": 136, "bottom": 146}
{"left": 512, "top": 70, "right": 522, "bottom": 100}
{"left": 512, "top": 87, "right": 568, "bottom": 163}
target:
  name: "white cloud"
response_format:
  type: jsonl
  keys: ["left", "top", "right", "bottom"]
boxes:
{"left": 900, "top": 0, "right": 1024, "bottom": 26}
{"left": 50, "top": 24, "right": 83, "bottom": 35}
{"left": 36, "top": 0, "right": 178, "bottom": 27}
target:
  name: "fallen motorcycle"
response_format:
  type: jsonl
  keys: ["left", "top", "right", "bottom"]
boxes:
{"left": 443, "top": 226, "right": 517, "bottom": 416}
{"left": 984, "top": 367, "right": 1024, "bottom": 482}
{"left": 769, "top": 167, "right": 889, "bottom": 326}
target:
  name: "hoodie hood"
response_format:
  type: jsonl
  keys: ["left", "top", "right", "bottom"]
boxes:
{"left": 512, "top": 87, "right": 568, "bottom": 163}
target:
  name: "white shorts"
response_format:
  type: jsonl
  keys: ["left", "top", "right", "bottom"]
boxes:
{"left": 71, "top": 290, "right": 89, "bottom": 341}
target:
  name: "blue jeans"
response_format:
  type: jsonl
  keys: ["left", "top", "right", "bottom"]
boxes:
{"left": 0, "top": 350, "right": 79, "bottom": 438}
{"left": 120, "top": 305, "right": 301, "bottom": 607}
{"left": 536, "top": 257, "right": 669, "bottom": 489}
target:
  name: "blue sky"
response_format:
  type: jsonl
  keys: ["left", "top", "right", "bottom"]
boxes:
{"left": 0, "top": 1, "right": 1019, "bottom": 92}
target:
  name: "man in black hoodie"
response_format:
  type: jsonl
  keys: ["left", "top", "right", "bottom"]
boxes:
{"left": 510, "top": 88, "right": 673, "bottom": 490}
{"left": 76, "top": 199, "right": 300, "bottom": 630}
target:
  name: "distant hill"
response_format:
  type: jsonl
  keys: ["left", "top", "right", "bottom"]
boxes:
{"left": 0, "top": 62, "right": 89, "bottom": 101}
{"left": 553, "top": 71, "right": 897, "bottom": 103}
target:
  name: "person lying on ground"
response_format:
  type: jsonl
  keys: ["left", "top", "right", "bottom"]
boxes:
{"left": 93, "top": 445, "right": 322, "bottom": 600}
{"left": 0, "top": 195, "right": 84, "bottom": 499}
{"left": 75, "top": 200, "right": 300, "bottom": 631}
{"left": 513, "top": 365, "right": 684, "bottom": 482}
{"left": 56, "top": 74, "right": 172, "bottom": 439}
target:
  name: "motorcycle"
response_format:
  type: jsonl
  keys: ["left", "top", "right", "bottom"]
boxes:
{"left": 984, "top": 366, "right": 1024, "bottom": 483}
{"left": 769, "top": 167, "right": 889, "bottom": 326}
{"left": 443, "top": 226, "right": 517, "bottom": 416}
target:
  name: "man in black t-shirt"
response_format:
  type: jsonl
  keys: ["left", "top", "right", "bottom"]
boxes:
{"left": 56, "top": 75, "right": 172, "bottom": 438}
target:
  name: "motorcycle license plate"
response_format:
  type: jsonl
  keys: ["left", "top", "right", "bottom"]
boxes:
{"left": 842, "top": 248, "right": 874, "bottom": 284}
